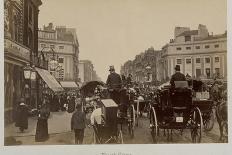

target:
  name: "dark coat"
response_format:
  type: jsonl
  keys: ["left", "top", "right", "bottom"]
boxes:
{"left": 15, "top": 105, "right": 28, "bottom": 129}
{"left": 71, "top": 109, "right": 86, "bottom": 130}
{"left": 68, "top": 97, "right": 75, "bottom": 113}
{"left": 170, "top": 72, "right": 186, "bottom": 87}
{"left": 106, "top": 72, "right": 122, "bottom": 90}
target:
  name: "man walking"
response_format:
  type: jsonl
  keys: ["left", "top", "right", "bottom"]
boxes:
{"left": 106, "top": 66, "right": 122, "bottom": 104}
{"left": 71, "top": 103, "right": 86, "bottom": 144}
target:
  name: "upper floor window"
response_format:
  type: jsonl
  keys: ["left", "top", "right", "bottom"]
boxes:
{"left": 186, "top": 47, "right": 191, "bottom": 50}
{"left": 176, "top": 59, "right": 182, "bottom": 64}
{"left": 205, "top": 57, "right": 210, "bottom": 63}
{"left": 185, "top": 36, "right": 191, "bottom": 42}
{"left": 50, "top": 45, "right": 55, "bottom": 49}
{"left": 59, "top": 46, "right": 64, "bottom": 49}
{"left": 215, "top": 57, "right": 220, "bottom": 63}
{"left": 186, "top": 58, "right": 192, "bottom": 64}
{"left": 58, "top": 58, "right": 64, "bottom": 63}
{"left": 195, "top": 46, "right": 200, "bottom": 49}
{"left": 176, "top": 47, "right": 182, "bottom": 50}
{"left": 205, "top": 45, "right": 210, "bottom": 49}
{"left": 214, "top": 44, "right": 219, "bottom": 48}
{"left": 196, "top": 58, "right": 201, "bottom": 63}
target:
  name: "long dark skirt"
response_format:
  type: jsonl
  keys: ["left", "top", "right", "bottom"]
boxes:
{"left": 35, "top": 119, "right": 49, "bottom": 142}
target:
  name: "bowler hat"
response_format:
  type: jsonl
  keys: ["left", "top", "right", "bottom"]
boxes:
{"left": 109, "top": 66, "right": 115, "bottom": 71}
{"left": 175, "top": 65, "right": 180, "bottom": 71}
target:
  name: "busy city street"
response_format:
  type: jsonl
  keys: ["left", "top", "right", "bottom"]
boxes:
{"left": 5, "top": 110, "right": 223, "bottom": 145}
{"left": 3, "top": 0, "right": 228, "bottom": 150}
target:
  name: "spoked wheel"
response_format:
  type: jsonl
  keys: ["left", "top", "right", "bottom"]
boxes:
{"left": 203, "top": 109, "right": 215, "bottom": 131}
{"left": 127, "top": 104, "right": 135, "bottom": 138}
{"left": 136, "top": 100, "right": 139, "bottom": 126}
{"left": 150, "top": 107, "right": 158, "bottom": 143}
{"left": 191, "top": 107, "right": 203, "bottom": 143}
{"left": 117, "top": 130, "right": 124, "bottom": 144}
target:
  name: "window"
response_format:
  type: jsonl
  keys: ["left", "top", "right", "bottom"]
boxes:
{"left": 185, "top": 36, "right": 191, "bottom": 42}
{"left": 215, "top": 68, "right": 220, "bottom": 77}
{"left": 186, "top": 47, "right": 191, "bottom": 50}
{"left": 29, "top": 6, "right": 33, "bottom": 24}
{"left": 176, "top": 59, "right": 182, "bottom": 64}
{"left": 205, "top": 57, "right": 210, "bottom": 63}
{"left": 58, "top": 58, "right": 64, "bottom": 63}
{"left": 195, "top": 46, "right": 200, "bottom": 49}
{"left": 214, "top": 44, "right": 219, "bottom": 48}
{"left": 205, "top": 45, "right": 210, "bottom": 48}
{"left": 196, "top": 58, "right": 201, "bottom": 63}
{"left": 41, "top": 44, "right": 46, "bottom": 48}
{"left": 206, "top": 68, "right": 210, "bottom": 78}
{"left": 50, "top": 45, "right": 55, "bottom": 49}
{"left": 59, "top": 46, "right": 64, "bottom": 49}
{"left": 186, "top": 58, "right": 192, "bottom": 64}
{"left": 215, "top": 57, "right": 220, "bottom": 63}
{"left": 176, "top": 47, "right": 182, "bottom": 50}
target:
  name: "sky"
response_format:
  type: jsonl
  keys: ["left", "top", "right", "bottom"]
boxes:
{"left": 38, "top": 0, "right": 227, "bottom": 82}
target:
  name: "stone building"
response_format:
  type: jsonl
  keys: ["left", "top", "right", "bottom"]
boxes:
{"left": 159, "top": 24, "right": 227, "bottom": 81}
{"left": 4, "top": 0, "right": 46, "bottom": 124}
{"left": 121, "top": 47, "right": 160, "bottom": 83}
{"left": 38, "top": 23, "right": 80, "bottom": 87}
{"left": 78, "top": 60, "right": 100, "bottom": 83}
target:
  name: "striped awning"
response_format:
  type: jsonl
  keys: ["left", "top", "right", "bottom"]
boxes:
{"left": 35, "top": 67, "right": 64, "bottom": 92}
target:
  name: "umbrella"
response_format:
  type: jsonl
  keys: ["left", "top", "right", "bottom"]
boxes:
{"left": 80, "top": 81, "right": 106, "bottom": 97}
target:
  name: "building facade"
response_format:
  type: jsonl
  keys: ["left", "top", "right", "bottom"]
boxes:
{"left": 38, "top": 23, "right": 80, "bottom": 82}
{"left": 78, "top": 60, "right": 100, "bottom": 83}
{"left": 159, "top": 24, "right": 227, "bottom": 81}
{"left": 121, "top": 47, "right": 160, "bottom": 84}
{"left": 4, "top": 0, "right": 45, "bottom": 124}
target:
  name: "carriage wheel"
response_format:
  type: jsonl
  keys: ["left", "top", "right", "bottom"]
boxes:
{"left": 117, "top": 130, "right": 124, "bottom": 144}
{"left": 136, "top": 101, "right": 139, "bottom": 126}
{"left": 191, "top": 107, "right": 203, "bottom": 143}
{"left": 203, "top": 110, "right": 215, "bottom": 131}
{"left": 150, "top": 107, "right": 158, "bottom": 143}
{"left": 128, "top": 104, "right": 135, "bottom": 138}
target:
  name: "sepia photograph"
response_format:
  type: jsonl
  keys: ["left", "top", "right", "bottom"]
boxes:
{"left": 2, "top": 0, "right": 229, "bottom": 150}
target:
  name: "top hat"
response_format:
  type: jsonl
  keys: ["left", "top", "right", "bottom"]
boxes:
{"left": 175, "top": 65, "right": 180, "bottom": 71}
{"left": 109, "top": 66, "right": 115, "bottom": 71}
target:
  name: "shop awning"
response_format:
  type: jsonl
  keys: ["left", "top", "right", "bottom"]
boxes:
{"left": 60, "top": 81, "right": 78, "bottom": 88}
{"left": 35, "top": 67, "right": 64, "bottom": 92}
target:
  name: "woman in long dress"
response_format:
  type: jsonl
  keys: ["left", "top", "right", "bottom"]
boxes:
{"left": 35, "top": 99, "right": 50, "bottom": 142}
{"left": 15, "top": 98, "right": 29, "bottom": 132}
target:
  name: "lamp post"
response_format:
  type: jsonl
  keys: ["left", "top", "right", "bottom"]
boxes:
{"left": 23, "top": 63, "right": 32, "bottom": 105}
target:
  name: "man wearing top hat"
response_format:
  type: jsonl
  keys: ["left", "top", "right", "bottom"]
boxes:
{"left": 106, "top": 66, "right": 122, "bottom": 104}
{"left": 170, "top": 65, "right": 186, "bottom": 87}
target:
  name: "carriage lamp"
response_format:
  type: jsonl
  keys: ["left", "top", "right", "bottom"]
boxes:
{"left": 23, "top": 63, "right": 32, "bottom": 80}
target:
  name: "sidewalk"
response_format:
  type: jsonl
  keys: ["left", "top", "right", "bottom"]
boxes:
{"left": 5, "top": 111, "right": 73, "bottom": 138}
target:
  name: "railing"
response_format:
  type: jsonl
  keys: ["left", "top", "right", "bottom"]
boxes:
{"left": 4, "top": 37, "right": 30, "bottom": 61}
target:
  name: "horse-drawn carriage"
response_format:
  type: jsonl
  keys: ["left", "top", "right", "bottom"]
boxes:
{"left": 149, "top": 81, "right": 203, "bottom": 143}
{"left": 79, "top": 81, "right": 137, "bottom": 143}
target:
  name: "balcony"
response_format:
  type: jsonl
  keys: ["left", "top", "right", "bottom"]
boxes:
{"left": 4, "top": 37, "right": 30, "bottom": 61}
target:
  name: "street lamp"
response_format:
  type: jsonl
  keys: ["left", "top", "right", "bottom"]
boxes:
{"left": 30, "top": 65, "right": 36, "bottom": 80}
{"left": 23, "top": 63, "right": 32, "bottom": 79}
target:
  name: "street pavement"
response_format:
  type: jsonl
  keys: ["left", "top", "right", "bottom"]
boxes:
{"left": 5, "top": 111, "right": 222, "bottom": 145}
